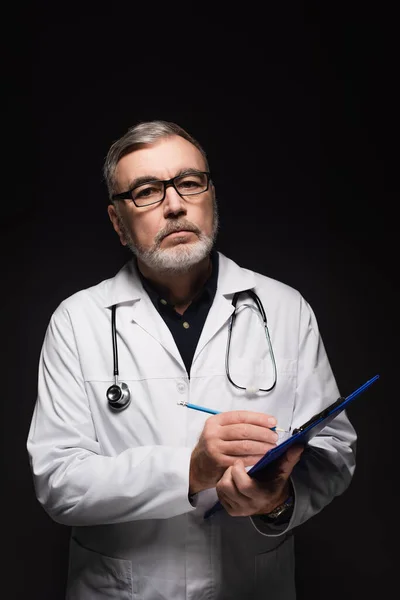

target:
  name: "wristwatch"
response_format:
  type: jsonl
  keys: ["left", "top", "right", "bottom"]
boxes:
{"left": 258, "top": 495, "right": 294, "bottom": 525}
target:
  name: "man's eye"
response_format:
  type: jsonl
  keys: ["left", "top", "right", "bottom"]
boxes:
{"left": 177, "top": 178, "right": 201, "bottom": 190}
{"left": 134, "top": 185, "right": 160, "bottom": 199}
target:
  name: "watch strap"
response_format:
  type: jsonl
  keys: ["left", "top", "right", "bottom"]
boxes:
{"left": 258, "top": 495, "right": 294, "bottom": 525}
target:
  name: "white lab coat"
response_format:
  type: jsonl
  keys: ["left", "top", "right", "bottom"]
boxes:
{"left": 27, "top": 252, "right": 356, "bottom": 600}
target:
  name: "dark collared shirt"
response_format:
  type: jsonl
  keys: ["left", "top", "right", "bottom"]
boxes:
{"left": 138, "top": 252, "right": 219, "bottom": 376}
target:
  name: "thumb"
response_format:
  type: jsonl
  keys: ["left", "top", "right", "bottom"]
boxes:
{"left": 286, "top": 445, "right": 304, "bottom": 465}
{"left": 278, "top": 445, "right": 304, "bottom": 478}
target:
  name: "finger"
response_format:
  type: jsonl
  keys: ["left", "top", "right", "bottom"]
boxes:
{"left": 217, "top": 462, "right": 250, "bottom": 505}
{"left": 217, "top": 467, "right": 241, "bottom": 510}
{"left": 217, "top": 487, "right": 237, "bottom": 512}
{"left": 220, "top": 439, "right": 276, "bottom": 460}
{"left": 219, "top": 423, "right": 279, "bottom": 444}
{"left": 218, "top": 461, "right": 268, "bottom": 517}
{"left": 286, "top": 445, "right": 304, "bottom": 463}
{"left": 278, "top": 445, "right": 304, "bottom": 477}
{"left": 230, "top": 460, "right": 256, "bottom": 499}
{"left": 217, "top": 410, "right": 277, "bottom": 430}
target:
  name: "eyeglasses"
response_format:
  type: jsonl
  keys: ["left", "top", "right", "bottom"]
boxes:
{"left": 111, "top": 171, "right": 211, "bottom": 207}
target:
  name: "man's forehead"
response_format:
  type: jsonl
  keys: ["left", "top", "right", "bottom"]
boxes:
{"left": 115, "top": 136, "right": 206, "bottom": 182}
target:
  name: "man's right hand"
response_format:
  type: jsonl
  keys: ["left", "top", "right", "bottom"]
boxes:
{"left": 189, "top": 410, "right": 279, "bottom": 495}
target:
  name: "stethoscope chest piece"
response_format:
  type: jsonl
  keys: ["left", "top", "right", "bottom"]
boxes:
{"left": 107, "top": 304, "right": 131, "bottom": 411}
{"left": 107, "top": 382, "right": 131, "bottom": 411}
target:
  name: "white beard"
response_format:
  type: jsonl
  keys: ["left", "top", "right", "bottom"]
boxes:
{"left": 130, "top": 234, "right": 215, "bottom": 273}
{"left": 118, "top": 203, "right": 219, "bottom": 274}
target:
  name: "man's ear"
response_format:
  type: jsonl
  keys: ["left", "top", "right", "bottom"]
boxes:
{"left": 107, "top": 204, "right": 128, "bottom": 246}
{"left": 210, "top": 181, "right": 217, "bottom": 201}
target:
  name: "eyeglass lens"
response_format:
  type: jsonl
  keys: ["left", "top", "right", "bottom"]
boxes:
{"left": 132, "top": 172, "right": 208, "bottom": 206}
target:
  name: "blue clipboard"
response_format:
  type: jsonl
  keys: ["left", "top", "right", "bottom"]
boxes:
{"left": 204, "top": 374, "right": 380, "bottom": 519}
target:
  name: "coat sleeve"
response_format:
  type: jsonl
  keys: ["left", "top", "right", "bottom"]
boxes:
{"left": 251, "top": 295, "right": 357, "bottom": 536}
{"left": 27, "top": 304, "right": 195, "bottom": 527}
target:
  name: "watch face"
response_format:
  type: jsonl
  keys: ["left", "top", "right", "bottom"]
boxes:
{"left": 268, "top": 496, "right": 294, "bottom": 519}
{"left": 269, "top": 505, "right": 287, "bottom": 518}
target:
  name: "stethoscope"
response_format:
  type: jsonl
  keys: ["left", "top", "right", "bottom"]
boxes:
{"left": 106, "top": 290, "right": 277, "bottom": 411}
{"left": 106, "top": 305, "right": 132, "bottom": 411}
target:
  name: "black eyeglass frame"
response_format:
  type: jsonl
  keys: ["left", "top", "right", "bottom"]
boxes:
{"left": 111, "top": 171, "right": 211, "bottom": 207}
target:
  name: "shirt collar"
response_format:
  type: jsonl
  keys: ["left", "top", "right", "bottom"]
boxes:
{"left": 138, "top": 251, "right": 219, "bottom": 309}
{"left": 102, "top": 250, "right": 255, "bottom": 308}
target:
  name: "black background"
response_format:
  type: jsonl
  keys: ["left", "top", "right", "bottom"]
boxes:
{"left": 3, "top": 2, "right": 397, "bottom": 599}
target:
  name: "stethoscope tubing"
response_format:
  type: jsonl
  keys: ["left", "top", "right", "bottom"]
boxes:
{"left": 225, "top": 290, "right": 277, "bottom": 392}
{"left": 106, "top": 304, "right": 131, "bottom": 410}
{"left": 111, "top": 304, "right": 119, "bottom": 379}
{"left": 108, "top": 289, "right": 277, "bottom": 410}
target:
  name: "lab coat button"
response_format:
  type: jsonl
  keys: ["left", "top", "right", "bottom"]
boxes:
{"left": 177, "top": 382, "right": 186, "bottom": 393}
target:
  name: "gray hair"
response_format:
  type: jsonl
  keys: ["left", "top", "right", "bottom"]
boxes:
{"left": 103, "top": 120, "right": 209, "bottom": 200}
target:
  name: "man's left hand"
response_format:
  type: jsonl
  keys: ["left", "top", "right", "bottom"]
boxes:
{"left": 216, "top": 445, "right": 304, "bottom": 517}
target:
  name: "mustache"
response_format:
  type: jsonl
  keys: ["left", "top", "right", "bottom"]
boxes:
{"left": 155, "top": 220, "right": 201, "bottom": 244}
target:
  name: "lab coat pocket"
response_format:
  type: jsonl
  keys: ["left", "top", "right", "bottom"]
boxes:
{"left": 66, "top": 536, "right": 136, "bottom": 600}
{"left": 254, "top": 534, "right": 295, "bottom": 599}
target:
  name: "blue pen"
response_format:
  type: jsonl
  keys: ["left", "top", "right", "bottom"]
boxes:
{"left": 177, "top": 400, "right": 287, "bottom": 432}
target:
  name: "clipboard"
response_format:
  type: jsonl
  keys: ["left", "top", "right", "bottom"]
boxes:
{"left": 204, "top": 374, "right": 380, "bottom": 519}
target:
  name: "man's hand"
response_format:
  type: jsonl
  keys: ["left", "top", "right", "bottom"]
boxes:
{"left": 215, "top": 445, "right": 304, "bottom": 517}
{"left": 189, "top": 410, "right": 279, "bottom": 495}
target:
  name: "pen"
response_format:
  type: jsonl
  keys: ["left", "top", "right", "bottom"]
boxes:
{"left": 177, "top": 400, "right": 288, "bottom": 432}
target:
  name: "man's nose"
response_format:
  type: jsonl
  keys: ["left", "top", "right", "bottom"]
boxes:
{"left": 163, "top": 184, "right": 187, "bottom": 217}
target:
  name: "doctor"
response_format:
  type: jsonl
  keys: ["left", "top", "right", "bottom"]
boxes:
{"left": 27, "top": 120, "right": 356, "bottom": 600}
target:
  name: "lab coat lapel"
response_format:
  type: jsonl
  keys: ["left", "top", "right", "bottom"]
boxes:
{"left": 104, "top": 259, "right": 184, "bottom": 368}
{"left": 104, "top": 253, "right": 256, "bottom": 369}
{"left": 193, "top": 294, "right": 234, "bottom": 360}
{"left": 193, "top": 252, "right": 257, "bottom": 363}
{"left": 131, "top": 296, "right": 184, "bottom": 367}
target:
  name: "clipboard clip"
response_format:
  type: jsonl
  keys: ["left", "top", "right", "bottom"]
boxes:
{"left": 291, "top": 374, "right": 380, "bottom": 436}
{"left": 291, "top": 396, "right": 346, "bottom": 435}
